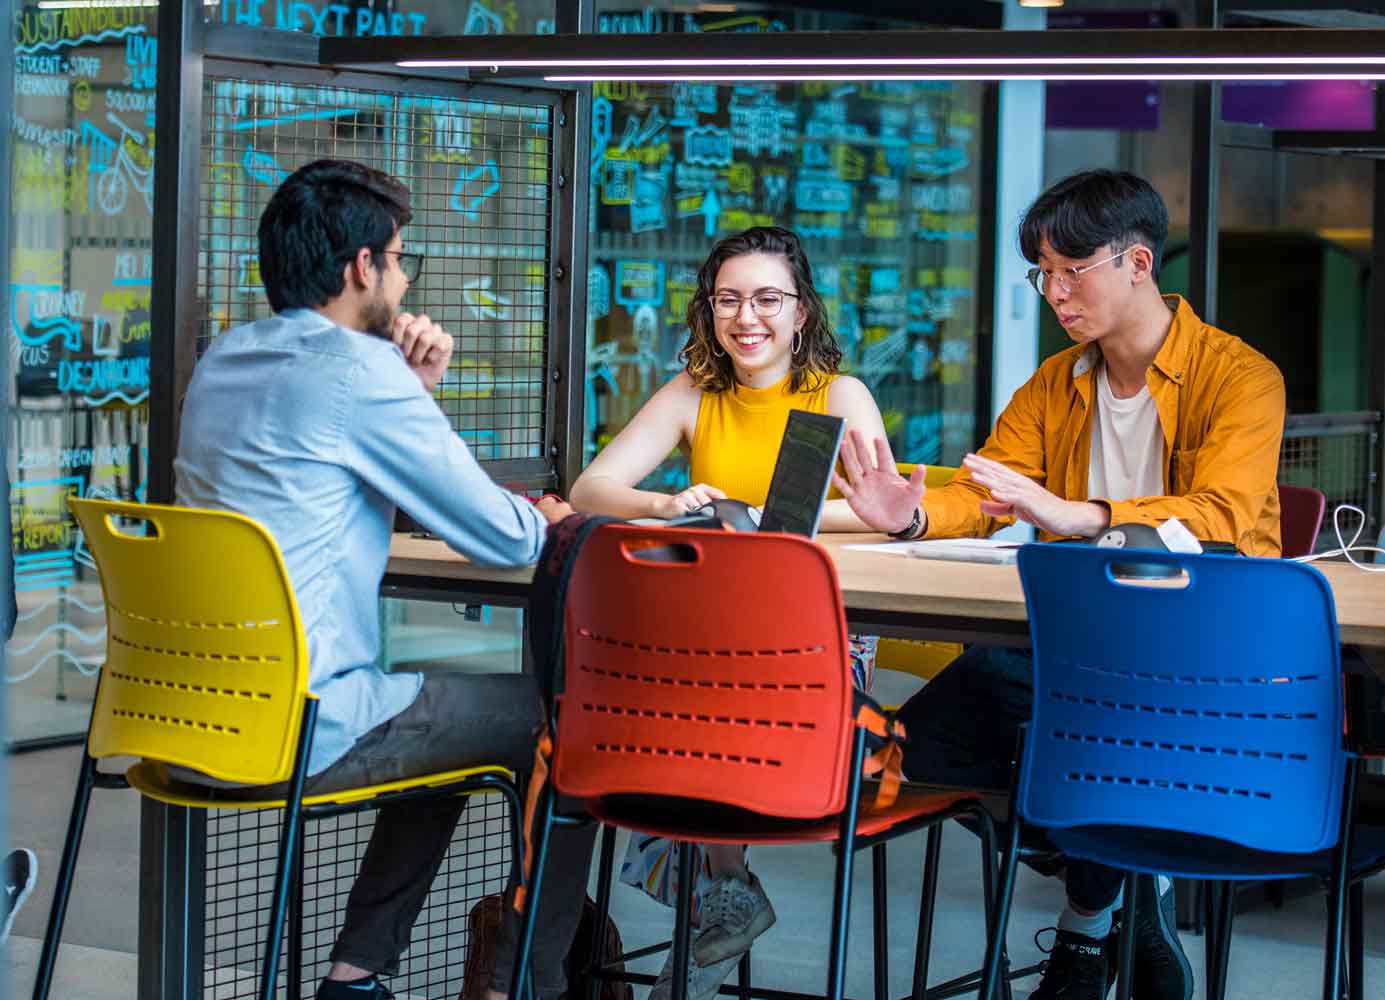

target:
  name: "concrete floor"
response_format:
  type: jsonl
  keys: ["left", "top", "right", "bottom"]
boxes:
{"left": 5, "top": 738, "right": 1382, "bottom": 1000}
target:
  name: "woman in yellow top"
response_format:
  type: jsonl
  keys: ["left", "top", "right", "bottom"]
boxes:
{"left": 570, "top": 226, "right": 891, "bottom": 1000}
{"left": 571, "top": 225, "right": 889, "bottom": 525}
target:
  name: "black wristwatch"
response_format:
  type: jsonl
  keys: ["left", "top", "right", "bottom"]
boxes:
{"left": 887, "top": 507, "right": 922, "bottom": 541}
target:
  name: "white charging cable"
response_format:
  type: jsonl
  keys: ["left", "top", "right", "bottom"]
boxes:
{"left": 1291, "top": 503, "right": 1385, "bottom": 572}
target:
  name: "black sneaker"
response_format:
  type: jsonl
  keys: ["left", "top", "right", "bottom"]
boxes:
{"left": 1128, "top": 875, "right": 1193, "bottom": 1000}
{"left": 1031, "top": 928, "right": 1111, "bottom": 1000}
{"left": 0, "top": 848, "right": 37, "bottom": 943}
{"left": 315, "top": 975, "right": 394, "bottom": 999}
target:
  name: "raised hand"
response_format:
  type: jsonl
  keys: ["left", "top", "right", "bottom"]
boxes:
{"left": 392, "top": 312, "right": 454, "bottom": 392}
{"left": 831, "top": 428, "right": 926, "bottom": 535}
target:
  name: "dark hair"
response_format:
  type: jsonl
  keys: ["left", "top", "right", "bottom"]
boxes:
{"left": 1018, "top": 169, "right": 1169, "bottom": 279}
{"left": 257, "top": 159, "right": 413, "bottom": 312}
{"left": 681, "top": 226, "right": 842, "bottom": 394}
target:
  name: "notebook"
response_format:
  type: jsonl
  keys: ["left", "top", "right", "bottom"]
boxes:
{"left": 757, "top": 409, "right": 846, "bottom": 538}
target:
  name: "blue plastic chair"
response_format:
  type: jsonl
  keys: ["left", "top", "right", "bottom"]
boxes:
{"left": 977, "top": 544, "right": 1385, "bottom": 1000}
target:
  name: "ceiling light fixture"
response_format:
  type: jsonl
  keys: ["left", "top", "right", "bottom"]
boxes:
{"left": 319, "top": 28, "right": 1385, "bottom": 82}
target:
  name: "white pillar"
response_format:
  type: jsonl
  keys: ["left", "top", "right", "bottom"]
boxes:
{"left": 990, "top": 2, "right": 1047, "bottom": 541}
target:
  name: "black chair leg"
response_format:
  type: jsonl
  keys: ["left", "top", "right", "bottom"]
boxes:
{"left": 671, "top": 841, "right": 696, "bottom": 1000}
{"left": 288, "top": 822, "right": 306, "bottom": 999}
{"left": 1202, "top": 881, "right": 1220, "bottom": 998}
{"left": 33, "top": 753, "right": 99, "bottom": 1000}
{"left": 1348, "top": 880, "right": 1364, "bottom": 1000}
{"left": 587, "top": 825, "right": 617, "bottom": 1000}
{"left": 1113, "top": 873, "right": 1138, "bottom": 1000}
{"left": 910, "top": 825, "right": 943, "bottom": 1000}
{"left": 873, "top": 844, "right": 888, "bottom": 1000}
{"left": 511, "top": 789, "right": 558, "bottom": 1000}
{"left": 260, "top": 705, "right": 317, "bottom": 1000}
{"left": 738, "top": 950, "right": 752, "bottom": 1000}
{"left": 978, "top": 813, "right": 1022, "bottom": 1000}
{"left": 1209, "top": 880, "right": 1236, "bottom": 1000}
{"left": 826, "top": 730, "right": 865, "bottom": 1000}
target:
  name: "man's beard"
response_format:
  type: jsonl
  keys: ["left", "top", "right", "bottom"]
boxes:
{"left": 358, "top": 293, "right": 395, "bottom": 339}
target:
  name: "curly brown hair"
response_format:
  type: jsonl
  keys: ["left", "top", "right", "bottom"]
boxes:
{"left": 680, "top": 226, "right": 843, "bottom": 394}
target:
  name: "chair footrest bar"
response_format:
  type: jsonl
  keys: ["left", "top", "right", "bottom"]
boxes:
{"left": 906, "top": 960, "right": 1046, "bottom": 1000}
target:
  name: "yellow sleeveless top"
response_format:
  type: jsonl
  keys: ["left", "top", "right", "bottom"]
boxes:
{"left": 689, "top": 373, "right": 838, "bottom": 506}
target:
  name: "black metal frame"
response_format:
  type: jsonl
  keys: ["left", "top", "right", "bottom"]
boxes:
{"left": 513, "top": 709, "right": 1007, "bottom": 1000}
{"left": 973, "top": 82, "right": 1001, "bottom": 451}
{"left": 980, "top": 723, "right": 1378, "bottom": 1000}
{"left": 1188, "top": 0, "right": 1221, "bottom": 325}
{"left": 36, "top": 687, "right": 524, "bottom": 1000}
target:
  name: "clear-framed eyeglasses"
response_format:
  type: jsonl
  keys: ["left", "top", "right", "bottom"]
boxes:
{"left": 1026, "top": 246, "right": 1134, "bottom": 297}
{"left": 711, "top": 288, "right": 800, "bottom": 319}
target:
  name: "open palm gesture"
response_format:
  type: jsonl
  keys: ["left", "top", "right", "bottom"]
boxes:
{"left": 831, "top": 429, "right": 927, "bottom": 535}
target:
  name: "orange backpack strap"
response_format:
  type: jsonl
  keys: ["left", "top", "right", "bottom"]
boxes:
{"left": 852, "top": 690, "right": 909, "bottom": 811}
{"left": 512, "top": 726, "right": 554, "bottom": 915}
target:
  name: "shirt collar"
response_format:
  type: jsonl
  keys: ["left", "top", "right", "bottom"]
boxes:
{"left": 1148, "top": 294, "right": 1193, "bottom": 386}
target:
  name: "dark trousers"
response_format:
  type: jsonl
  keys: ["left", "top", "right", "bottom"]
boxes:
{"left": 895, "top": 645, "right": 1124, "bottom": 912}
{"left": 222, "top": 671, "right": 595, "bottom": 998}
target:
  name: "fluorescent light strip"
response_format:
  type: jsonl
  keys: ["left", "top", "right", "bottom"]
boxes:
{"left": 546, "top": 73, "right": 1385, "bottom": 82}
{"left": 400, "top": 55, "right": 1385, "bottom": 68}
{"left": 37, "top": 0, "right": 218, "bottom": 7}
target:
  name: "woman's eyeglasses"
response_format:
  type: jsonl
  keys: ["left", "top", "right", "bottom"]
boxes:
{"left": 710, "top": 288, "right": 799, "bottom": 319}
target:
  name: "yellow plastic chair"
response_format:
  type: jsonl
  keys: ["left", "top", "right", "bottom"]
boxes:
{"left": 35, "top": 499, "right": 523, "bottom": 1000}
{"left": 876, "top": 464, "right": 965, "bottom": 701}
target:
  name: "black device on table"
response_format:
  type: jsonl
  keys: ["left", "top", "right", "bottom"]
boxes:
{"left": 670, "top": 409, "right": 846, "bottom": 539}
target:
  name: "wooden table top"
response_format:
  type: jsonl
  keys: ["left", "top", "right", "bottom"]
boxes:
{"left": 386, "top": 532, "right": 1385, "bottom": 649}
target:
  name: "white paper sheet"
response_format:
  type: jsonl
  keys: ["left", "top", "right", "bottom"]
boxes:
{"left": 844, "top": 537, "right": 1022, "bottom": 565}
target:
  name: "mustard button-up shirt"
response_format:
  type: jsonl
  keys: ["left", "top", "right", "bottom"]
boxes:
{"left": 923, "top": 295, "right": 1285, "bottom": 555}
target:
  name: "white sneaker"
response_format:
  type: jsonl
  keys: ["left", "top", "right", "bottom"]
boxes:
{"left": 691, "top": 872, "right": 776, "bottom": 966}
{"left": 648, "top": 950, "right": 740, "bottom": 1000}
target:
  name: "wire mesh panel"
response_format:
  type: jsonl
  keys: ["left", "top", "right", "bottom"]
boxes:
{"left": 199, "top": 73, "right": 557, "bottom": 466}
{"left": 1279, "top": 411, "right": 1381, "bottom": 541}
{"left": 205, "top": 793, "right": 513, "bottom": 999}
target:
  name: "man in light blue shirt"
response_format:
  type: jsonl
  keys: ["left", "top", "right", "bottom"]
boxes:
{"left": 176, "top": 159, "right": 592, "bottom": 1000}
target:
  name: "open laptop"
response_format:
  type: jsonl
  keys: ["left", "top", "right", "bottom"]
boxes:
{"left": 659, "top": 409, "right": 846, "bottom": 539}
{"left": 757, "top": 409, "right": 846, "bottom": 538}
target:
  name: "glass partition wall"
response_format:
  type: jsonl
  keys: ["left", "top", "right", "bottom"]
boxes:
{"left": 8, "top": 5, "right": 158, "bottom": 746}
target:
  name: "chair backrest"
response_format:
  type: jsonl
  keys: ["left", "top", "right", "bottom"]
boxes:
{"left": 1016, "top": 543, "right": 1346, "bottom": 855}
{"left": 554, "top": 524, "right": 855, "bottom": 819}
{"left": 69, "top": 498, "right": 310, "bottom": 785}
{"left": 897, "top": 462, "right": 958, "bottom": 490}
{"left": 1278, "top": 483, "right": 1326, "bottom": 558}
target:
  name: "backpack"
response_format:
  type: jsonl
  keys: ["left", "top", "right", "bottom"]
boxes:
{"left": 460, "top": 892, "right": 633, "bottom": 1000}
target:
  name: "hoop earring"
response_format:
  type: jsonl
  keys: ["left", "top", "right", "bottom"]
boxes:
{"left": 792, "top": 329, "right": 803, "bottom": 355}
{"left": 711, "top": 339, "right": 726, "bottom": 358}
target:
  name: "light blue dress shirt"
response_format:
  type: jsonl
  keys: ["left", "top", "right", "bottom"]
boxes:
{"left": 175, "top": 309, "right": 548, "bottom": 775}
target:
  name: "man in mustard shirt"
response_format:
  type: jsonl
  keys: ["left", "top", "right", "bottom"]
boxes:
{"left": 835, "top": 170, "right": 1285, "bottom": 1000}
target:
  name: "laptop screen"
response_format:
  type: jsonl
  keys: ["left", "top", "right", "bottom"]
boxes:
{"left": 758, "top": 410, "right": 846, "bottom": 538}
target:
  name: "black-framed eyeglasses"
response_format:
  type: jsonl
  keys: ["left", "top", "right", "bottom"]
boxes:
{"left": 378, "top": 249, "right": 425, "bottom": 283}
{"left": 1025, "top": 247, "right": 1133, "bottom": 297}
{"left": 711, "top": 288, "right": 799, "bottom": 319}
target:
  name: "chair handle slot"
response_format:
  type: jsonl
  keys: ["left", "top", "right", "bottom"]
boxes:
{"left": 619, "top": 538, "right": 703, "bottom": 566}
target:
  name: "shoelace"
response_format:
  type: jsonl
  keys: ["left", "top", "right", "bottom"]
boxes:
{"left": 700, "top": 878, "right": 757, "bottom": 932}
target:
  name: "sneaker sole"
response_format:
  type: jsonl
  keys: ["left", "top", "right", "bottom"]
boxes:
{"left": 692, "top": 904, "right": 777, "bottom": 965}
{"left": 1135, "top": 878, "right": 1193, "bottom": 1000}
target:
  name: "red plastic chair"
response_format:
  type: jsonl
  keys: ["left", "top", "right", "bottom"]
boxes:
{"left": 1280, "top": 483, "right": 1326, "bottom": 558}
{"left": 512, "top": 524, "right": 999, "bottom": 1000}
